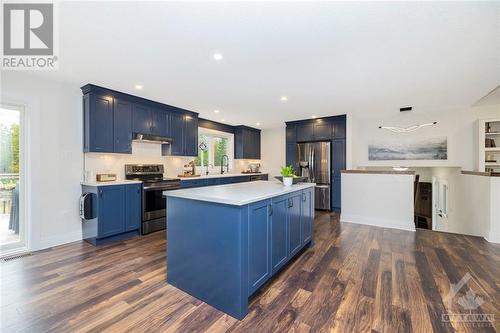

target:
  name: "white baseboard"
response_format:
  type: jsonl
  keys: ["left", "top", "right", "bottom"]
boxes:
{"left": 340, "top": 214, "right": 416, "bottom": 232}
{"left": 36, "top": 231, "right": 82, "bottom": 251}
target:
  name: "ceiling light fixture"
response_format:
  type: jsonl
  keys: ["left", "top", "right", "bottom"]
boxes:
{"left": 378, "top": 121, "right": 437, "bottom": 133}
{"left": 213, "top": 53, "right": 223, "bottom": 61}
{"left": 256, "top": 122, "right": 261, "bottom": 126}
{"left": 311, "top": 115, "right": 317, "bottom": 119}
{"left": 135, "top": 84, "right": 143, "bottom": 90}
{"left": 392, "top": 167, "right": 409, "bottom": 172}
{"left": 214, "top": 109, "right": 220, "bottom": 113}
{"left": 280, "top": 96, "right": 288, "bottom": 102}
{"left": 221, "top": 119, "right": 226, "bottom": 122}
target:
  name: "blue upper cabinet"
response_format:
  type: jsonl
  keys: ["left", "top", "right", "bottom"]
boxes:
{"left": 286, "top": 126, "right": 297, "bottom": 143}
{"left": 151, "top": 108, "right": 168, "bottom": 137}
{"left": 313, "top": 119, "right": 332, "bottom": 140}
{"left": 82, "top": 84, "right": 199, "bottom": 156}
{"left": 83, "top": 93, "right": 114, "bottom": 153}
{"left": 132, "top": 104, "right": 151, "bottom": 134}
{"left": 184, "top": 115, "right": 198, "bottom": 157}
{"left": 113, "top": 98, "right": 133, "bottom": 154}
{"left": 234, "top": 126, "right": 261, "bottom": 159}
{"left": 332, "top": 115, "right": 346, "bottom": 139}
{"left": 296, "top": 123, "right": 314, "bottom": 142}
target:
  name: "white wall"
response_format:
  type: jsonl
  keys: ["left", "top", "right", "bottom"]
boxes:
{"left": 341, "top": 173, "right": 415, "bottom": 231}
{"left": 353, "top": 105, "right": 500, "bottom": 169}
{"left": 261, "top": 126, "right": 286, "bottom": 178}
{"left": 1, "top": 71, "right": 83, "bottom": 250}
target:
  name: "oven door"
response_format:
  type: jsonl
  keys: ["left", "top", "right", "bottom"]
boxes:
{"left": 143, "top": 188, "right": 167, "bottom": 221}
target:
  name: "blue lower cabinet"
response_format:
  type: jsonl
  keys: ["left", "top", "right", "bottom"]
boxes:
{"left": 302, "top": 187, "right": 314, "bottom": 243}
{"left": 166, "top": 187, "right": 314, "bottom": 320}
{"left": 125, "top": 184, "right": 142, "bottom": 231}
{"left": 180, "top": 179, "right": 207, "bottom": 188}
{"left": 288, "top": 192, "right": 302, "bottom": 257}
{"left": 248, "top": 200, "right": 272, "bottom": 294}
{"left": 271, "top": 195, "right": 289, "bottom": 273}
{"left": 332, "top": 176, "right": 342, "bottom": 212}
{"left": 82, "top": 184, "right": 141, "bottom": 246}
{"left": 98, "top": 186, "right": 126, "bottom": 237}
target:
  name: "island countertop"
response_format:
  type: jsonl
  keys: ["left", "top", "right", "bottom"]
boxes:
{"left": 164, "top": 180, "right": 315, "bottom": 206}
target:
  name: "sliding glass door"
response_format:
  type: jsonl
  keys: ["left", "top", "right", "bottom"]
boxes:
{"left": 0, "top": 104, "right": 26, "bottom": 254}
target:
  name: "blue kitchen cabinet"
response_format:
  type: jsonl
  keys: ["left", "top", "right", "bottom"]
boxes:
{"left": 286, "top": 125, "right": 296, "bottom": 142}
{"left": 285, "top": 115, "right": 346, "bottom": 212}
{"left": 313, "top": 120, "right": 332, "bottom": 140}
{"left": 84, "top": 93, "right": 114, "bottom": 153}
{"left": 151, "top": 108, "right": 168, "bottom": 137}
{"left": 168, "top": 112, "right": 185, "bottom": 155}
{"left": 302, "top": 187, "right": 314, "bottom": 244}
{"left": 248, "top": 200, "right": 272, "bottom": 294}
{"left": 288, "top": 192, "right": 302, "bottom": 257}
{"left": 286, "top": 143, "right": 297, "bottom": 171}
{"left": 184, "top": 115, "right": 199, "bottom": 157}
{"left": 180, "top": 178, "right": 207, "bottom": 188}
{"left": 332, "top": 139, "right": 346, "bottom": 177}
{"left": 98, "top": 186, "right": 126, "bottom": 238}
{"left": 332, "top": 139, "right": 345, "bottom": 212}
{"left": 296, "top": 123, "right": 314, "bottom": 142}
{"left": 113, "top": 98, "right": 133, "bottom": 154}
{"left": 82, "top": 183, "right": 141, "bottom": 246}
{"left": 125, "top": 184, "right": 142, "bottom": 232}
{"left": 132, "top": 104, "right": 151, "bottom": 134}
{"left": 234, "top": 126, "right": 261, "bottom": 159}
{"left": 271, "top": 195, "right": 289, "bottom": 273}
{"left": 166, "top": 186, "right": 314, "bottom": 320}
{"left": 333, "top": 115, "right": 346, "bottom": 139}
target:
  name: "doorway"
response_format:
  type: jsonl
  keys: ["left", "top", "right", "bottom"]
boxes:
{"left": 0, "top": 104, "right": 26, "bottom": 254}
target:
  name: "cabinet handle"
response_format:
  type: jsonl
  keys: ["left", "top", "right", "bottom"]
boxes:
{"left": 269, "top": 205, "right": 273, "bottom": 216}
{"left": 302, "top": 193, "right": 306, "bottom": 202}
{"left": 290, "top": 199, "right": 293, "bottom": 208}
{"left": 99, "top": 190, "right": 102, "bottom": 198}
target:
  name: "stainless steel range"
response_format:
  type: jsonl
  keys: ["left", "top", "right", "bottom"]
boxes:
{"left": 125, "top": 164, "right": 180, "bottom": 235}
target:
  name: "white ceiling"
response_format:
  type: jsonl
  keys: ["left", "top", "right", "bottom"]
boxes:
{"left": 35, "top": 1, "right": 500, "bottom": 128}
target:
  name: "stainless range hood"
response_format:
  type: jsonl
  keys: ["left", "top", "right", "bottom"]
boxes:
{"left": 133, "top": 133, "right": 173, "bottom": 144}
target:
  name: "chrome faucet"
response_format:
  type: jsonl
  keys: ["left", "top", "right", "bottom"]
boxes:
{"left": 221, "top": 155, "right": 229, "bottom": 174}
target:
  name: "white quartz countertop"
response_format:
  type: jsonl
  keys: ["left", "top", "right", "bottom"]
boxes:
{"left": 179, "top": 172, "right": 267, "bottom": 181}
{"left": 164, "top": 180, "right": 315, "bottom": 206}
{"left": 81, "top": 180, "right": 142, "bottom": 187}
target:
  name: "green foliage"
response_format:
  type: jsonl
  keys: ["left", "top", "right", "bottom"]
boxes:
{"left": 280, "top": 165, "right": 295, "bottom": 177}
{"left": 213, "top": 137, "right": 228, "bottom": 166}
{"left": 0, "top": 123, "right": 19, "bottom": 174}
{"left": 194, "top": 134, "right": 228, "bottom": 167}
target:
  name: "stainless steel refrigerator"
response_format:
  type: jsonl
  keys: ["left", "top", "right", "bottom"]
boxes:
{"left": 296, "top": 142, "right": 331, "bottom": 210}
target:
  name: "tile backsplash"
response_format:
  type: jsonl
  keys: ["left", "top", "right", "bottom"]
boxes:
{"left": 84, "top": 141, "right": 261, "bottom": 180}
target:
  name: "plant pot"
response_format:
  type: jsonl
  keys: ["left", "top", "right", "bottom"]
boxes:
{"left": 283, "top": 177, "right": 293, "bottom": 186}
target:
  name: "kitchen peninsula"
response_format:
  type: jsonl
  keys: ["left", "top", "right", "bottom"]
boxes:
{"left": 164, "top": 181, "right": 315, "bottom": 319}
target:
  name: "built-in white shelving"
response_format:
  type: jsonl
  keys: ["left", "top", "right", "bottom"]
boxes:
{"left": 477, "top": 118, "right": 500, "bottom": 172}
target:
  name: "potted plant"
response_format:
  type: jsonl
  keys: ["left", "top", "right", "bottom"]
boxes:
{"left": 280, "top": 165, "right": 295, "bottom": 186}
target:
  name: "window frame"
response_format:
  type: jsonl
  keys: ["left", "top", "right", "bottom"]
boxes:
{"left": 196, "top": 127, "right": 234, "bottom": 173}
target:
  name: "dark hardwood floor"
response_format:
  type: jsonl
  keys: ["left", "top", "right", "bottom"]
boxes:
{"left": 1, "top": 212, "right": 499, "bottom": 332}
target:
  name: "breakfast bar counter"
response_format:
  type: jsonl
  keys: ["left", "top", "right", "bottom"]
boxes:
{"left": 164, "top": 181, "right": 315, "bottom": 319}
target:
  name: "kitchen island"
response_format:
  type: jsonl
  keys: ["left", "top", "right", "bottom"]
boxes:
{"left": 164, "top": 181, "right": 315, "bottom": 319}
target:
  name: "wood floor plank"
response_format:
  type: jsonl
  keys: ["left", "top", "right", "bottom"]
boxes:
{"left": 1, "top": 211, "right": 499, "bottom": 333}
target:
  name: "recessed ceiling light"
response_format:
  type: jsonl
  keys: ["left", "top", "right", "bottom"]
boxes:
{"left": 213, "top": 53, "right": 223, "bottom": 61}
{"left": 256, "top": 122, "right": 261, "bottom": 126}
{"left": 311, "top": 115, "right": 317, "bottom": 119}
{"left": 221, "top": 119, "right": 226, "bottom": 122}
{"left": 135, "top": 84, "right": 143, "bottom": 90}
{"left": 214, "top": 109, "right": 220, "bottom": 113}
{"left": 280, "top": 96, "right": 288, "bottom": 102}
